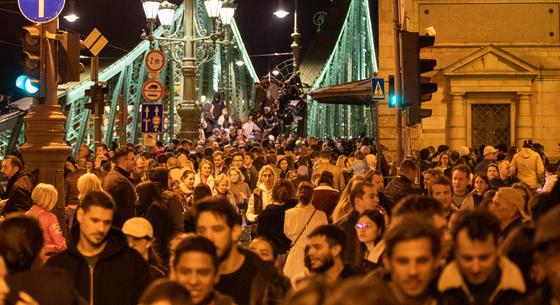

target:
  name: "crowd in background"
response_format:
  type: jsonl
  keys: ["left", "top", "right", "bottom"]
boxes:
{"left": 0, "top": 133, "right": 558, "bottom": 305}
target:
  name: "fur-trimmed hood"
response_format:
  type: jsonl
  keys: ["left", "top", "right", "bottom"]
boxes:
{"left": 438, "top": 256, "right": 526, "bottom": 304}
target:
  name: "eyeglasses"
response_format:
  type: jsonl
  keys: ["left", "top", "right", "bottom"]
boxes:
{"left": 355, "top": 223, "right": 372, "bottom": 230}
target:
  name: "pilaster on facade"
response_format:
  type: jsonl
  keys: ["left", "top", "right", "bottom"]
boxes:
{"left": 447, "top": 93, "right": 467, "bottom": 149}
{"left": 516, "top": 93, "right": 534, "bottom": 146}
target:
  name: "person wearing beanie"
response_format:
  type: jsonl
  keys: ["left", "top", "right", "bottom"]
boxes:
{"left": 488, "top": 187, "right": 530, "bottom": 248}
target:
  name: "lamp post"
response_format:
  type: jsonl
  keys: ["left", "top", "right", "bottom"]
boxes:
{"left": 141, "top": 0, "right": 237, "bottom": 142}
{"left": 275, "top": 0, "right": 300, "bottom": 74}
{"left": 291, "top": 0, "right": 300, "bottom": 74}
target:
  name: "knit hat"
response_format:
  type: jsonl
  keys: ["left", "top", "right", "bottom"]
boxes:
{"left": 122, "top": 217, "right": 153, "bottom": 239}
{"left": 495, "top": 187, "right": 531, "bottom": 221}
{"left": 457, "top": 146, "right": 470, "bottom": 157}
{"left": 534, "top": 204, "right": 560, "bottom": 247}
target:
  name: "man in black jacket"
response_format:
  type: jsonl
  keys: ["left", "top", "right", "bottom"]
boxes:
{"left": 384, "top": 159, "right": 418, "bottom": 207}
{"left": 46, "top": 191, "right": 151, "bottom": 305}
{"left": 195, "top": 196, "right": 290, "bottom": 305}
{"left": 103, "top": 147, "right": 136, "bottom": 228}
{"left": 438, "top": 209, "right": 526, "bottom": 305}
{"left": 0, "top": 156, "right": 34, "bottom": 217}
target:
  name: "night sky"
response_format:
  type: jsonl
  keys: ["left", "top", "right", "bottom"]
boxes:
{"left": 0, "top": 0, "right": 334, "bottom": 100}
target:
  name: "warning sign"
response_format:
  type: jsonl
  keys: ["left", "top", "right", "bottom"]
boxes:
{"left": 145, "top": 50, "right": 166, "bottom": 72}
{"left": 371, "top": 78, "right": 385, "bottom": 101}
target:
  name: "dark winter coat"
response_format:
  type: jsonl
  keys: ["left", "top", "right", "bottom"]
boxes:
{"left": 256, "top": 202, "right": 294, "bottom": 254}
{"left": 334, "top": 211, "right": 362, "bottom": 267}
{"left": 437, "top": 257, "right": 526, "bottom": 305}
{"left": 103, "top": 167, "right": 136, "bottom": 228}
{"left": 1, "top": 170, "right": 34, "bottom": 215}
{"left": 148, "top": 167, "right": 185, "bottom": 236}
{"left": 237, "top": 248, "right": 290, "bottom": 305}
{"left": 384, "top": 175, "right": 416, "bottom": 207}
{"left": 46, "top": 228, "right": 152, "bottom": 305}
{"left": 6, "top": 268, "right": 86, "bottom": 305}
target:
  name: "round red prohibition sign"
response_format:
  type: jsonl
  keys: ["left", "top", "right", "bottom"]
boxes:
{"left": 142, "top": 80, "right": 164, "bottom": 102}
{"left": 145, "top": 50, "right": 166, "bottom": 72}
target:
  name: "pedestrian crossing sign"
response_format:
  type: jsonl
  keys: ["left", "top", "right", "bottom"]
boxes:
{"left": 371, "top": 78, "right": 385, "bottom": 101}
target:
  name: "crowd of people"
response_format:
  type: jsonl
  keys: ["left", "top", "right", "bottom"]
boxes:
{"left": 0, "top": 134, "right": 558, "bottom": 305}
{"left": 200, "top": 75, "right": 306, "bottom": 143}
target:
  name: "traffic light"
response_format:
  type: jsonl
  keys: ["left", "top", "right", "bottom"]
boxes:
{"left": 85, "top": 83, "right": 109, "bottom": 112}
{"left": 399, "top": 31, "right": 437, "bottom": 126}
{"left": 387, "top": 75, "right": 400, "bottom": 108}
{"left": 57, "top": 31, "right": 83, "bottom": 83}
{"left": 17, "top": 25, "right": 42, "bottom": 95}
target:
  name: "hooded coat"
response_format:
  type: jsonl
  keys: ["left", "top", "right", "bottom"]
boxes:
{"left": 511, "top": 147, "right": 545, "bottom": 189}
{"left": 148, "top": 167, "right": 185, "bottom": 236}
{"left": 46, "top": 228, "right": 152, "bottom": 305}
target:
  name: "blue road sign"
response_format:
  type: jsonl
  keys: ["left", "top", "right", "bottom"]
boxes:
{"left": 141, "top": 104, "right": 163, "bottom": 133}
{"left": 18, "top": 0, "right": 65, "bottom": 23}
{"left": 371, "top": 78, "right": 385, "bottom": 101}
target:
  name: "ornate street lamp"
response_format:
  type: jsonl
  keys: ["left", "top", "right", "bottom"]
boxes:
{"left": 204, "top": 0, "right": 223, "bottom": 18}
{"left": 219, "top": 1, "right": 236, "bottom": 26}
{"left": 157, "top": 1, "right": 177, "bottom": 29}
{"left": 142, "top": 0, "right": 162, "bottom": 39}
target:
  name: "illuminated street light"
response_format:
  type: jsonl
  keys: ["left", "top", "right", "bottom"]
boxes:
{"left": 235, "top": 60, "right": 245, "bottom": 66}
{"left": 274, "top": 0, "right": 289, "bottom": 18}
{"left": 157, "top": 1, "right": 177, "bottom": 28}
{"left": 204, "top": 0, "right": 223, "bottom": 19}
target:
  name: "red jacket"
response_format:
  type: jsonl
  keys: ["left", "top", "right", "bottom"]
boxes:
{"left": 26, "top": 205, "right": 67, "bottom": 256}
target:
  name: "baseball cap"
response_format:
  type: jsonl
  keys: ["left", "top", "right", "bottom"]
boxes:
{"left": 495, "top": 187, "right": 530, "bottom": 221}
{"left": 534, "top": 204, "right": 560, "bottom": 247}
{"left": 122, "top": 217, "right": 153, "bottom": 239}
{"left": 483, "top": 145, "right": 499, "bottom": 156}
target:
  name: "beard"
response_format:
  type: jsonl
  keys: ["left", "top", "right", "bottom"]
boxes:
{"left": 218, "top": 239, "right": 234, "bottom": 263}
{"left": 305, "top": 253, "right": 335, "bottom": 274}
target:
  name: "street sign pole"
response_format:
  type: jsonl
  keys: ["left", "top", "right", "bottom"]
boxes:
{"left": 19, "top": 18, "right": 72, "bottom": 236}
{"left": 393, "top": 0, "right": 404, "bottom": 162}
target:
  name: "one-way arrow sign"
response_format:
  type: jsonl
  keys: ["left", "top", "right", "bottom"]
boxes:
{"left": 141, "top": 103, "right": 163, "bottom": 133}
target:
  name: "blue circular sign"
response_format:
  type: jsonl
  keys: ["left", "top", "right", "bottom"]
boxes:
{"left": 18, "top": 0, "right": 66, "bottom": 23}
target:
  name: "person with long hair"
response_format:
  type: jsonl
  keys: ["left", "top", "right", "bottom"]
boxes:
{"left": 355, "top": 209, "right": 386, "bottom": 271}
{"left": 256, "top": 179, "right": 296, "bottom": 255}
{"left": 276, "top": 158, "right": 292, "bottom": 179}
{"left": 331, "top": 175, "right": 366, "bottom": 223}
{"left": 246, "top": 165, "right": 277, "bottom": 222}
{"left": 194, "top": 159, "right": 214, "bottom": 190}
{"left": 228, "top": 167, "right": 251, "bottom": 212}
{"left": 460, "top": 173, "right": 491, "bottom": 210}
{"left": 283, "top": 182, "right": 328, "bottom": 280}
{"left": 174, "top": 168, "right": 196, "bottom": 213}
{"left": 136, "top": 181, "right": 174, "bottom": 263}
{"left": 212, "top": 174, "right": 238, "bottom": 212}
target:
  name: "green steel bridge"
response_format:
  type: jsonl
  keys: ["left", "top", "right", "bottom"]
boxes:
{"left": 0, "top": 0, "right": 377, "bottom": 158}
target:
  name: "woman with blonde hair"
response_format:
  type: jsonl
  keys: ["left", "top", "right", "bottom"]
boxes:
{"left": 26, "top": 183, "right": 67, "bottom": 260}
{"left": 331, "top": 175, "right": 366, "bottom": 223}
{"left": 213, "top": 173, "right": 238, "bottom": 212}
{"left": 228, "top": 167, "right": 251, "bottom": 211}
{"left": 194, "top": 159, "right": 214, "bottom": 189}
{"left": 246, "top": 165, "right": 277, "bottom": 222}
{"left": 77, "top": 173, "right": 103, "bottom": 201}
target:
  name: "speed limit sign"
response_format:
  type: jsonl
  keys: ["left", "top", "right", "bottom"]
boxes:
{"left": 145, "top": 50, "right": 166, "bottom": 72}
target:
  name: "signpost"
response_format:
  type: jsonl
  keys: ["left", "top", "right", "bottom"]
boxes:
{"left": 145, "top": 50, "right": 166, "bottom": 72}
{"left": 18, "top": 0, "right": 65, "bottom": 23}
{"left": 141, "top": 103, "right": 163, "bottom": 133}
{"left": 141, "top": 80, "right": 164, "bottom": 102}
{"left": 371, "top": 78, "right": 386, "bottom": 101}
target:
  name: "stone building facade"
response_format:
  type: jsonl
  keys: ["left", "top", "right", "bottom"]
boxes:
{"left": 377, "top": 0, "right": 560, "bottom": 161}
